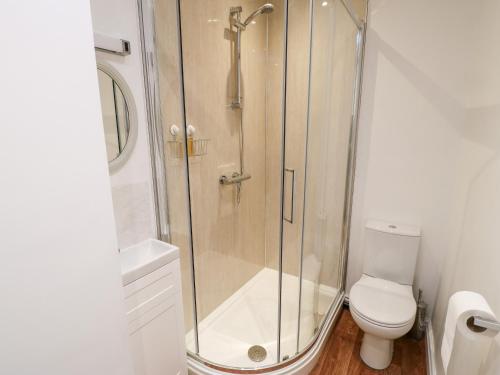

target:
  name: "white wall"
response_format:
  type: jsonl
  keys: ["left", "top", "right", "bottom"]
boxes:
{"left": 0, "top": 1, "right": 133, "bottom": 374}
{"left": 348, "top": 0, "right": 500, "bottom": 372}
{"left": 431, "top": 0, "right": 500, "bottom": 373}
{"left": 346, "top": 0, "right": 474, "bottom": 316}
{"left": 91, "top": 0, "right": 156, "bottom": 249}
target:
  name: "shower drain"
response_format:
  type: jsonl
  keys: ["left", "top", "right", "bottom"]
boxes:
{"left": 248, "top": 345, "right": 267, "bottom": 362}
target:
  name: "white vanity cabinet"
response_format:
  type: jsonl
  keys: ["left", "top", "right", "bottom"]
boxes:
{"left": 120, "top": 239, "right": 187, "bottom": 375}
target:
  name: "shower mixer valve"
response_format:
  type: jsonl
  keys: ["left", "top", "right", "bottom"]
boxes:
{"left": 219, "top": 172, "right": 251, "bottom": 206}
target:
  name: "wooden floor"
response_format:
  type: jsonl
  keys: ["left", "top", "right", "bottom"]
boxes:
{"left": 310, "top": 308, "right": 426, "bottom": 375}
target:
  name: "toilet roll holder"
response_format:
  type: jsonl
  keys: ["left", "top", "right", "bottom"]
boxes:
{"left": 467, "top": 316, "right": 500, "bottom": 333}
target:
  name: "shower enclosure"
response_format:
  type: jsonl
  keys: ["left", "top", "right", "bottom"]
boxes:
{"left": 138, "top": 0, "right": 366, "bottom": 371}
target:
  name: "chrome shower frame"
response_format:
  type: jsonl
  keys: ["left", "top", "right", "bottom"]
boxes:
{"left": 137, "top": 0, "right": 368, "bottom": 372}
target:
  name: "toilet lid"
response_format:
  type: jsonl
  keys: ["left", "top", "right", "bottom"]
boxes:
{"left": 350, "top": 276, "right": 416, "bottom": 327}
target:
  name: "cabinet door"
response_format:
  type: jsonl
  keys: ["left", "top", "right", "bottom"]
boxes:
{"left": 129, "top": 292, "right": 187, "bottom": 375}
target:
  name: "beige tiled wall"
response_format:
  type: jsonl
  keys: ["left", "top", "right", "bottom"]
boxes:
{"left": 263, "top": 0, "right": 285, "bottom": 272}
{"left": 177, "top": 0, "right": 275, "bottom": 321}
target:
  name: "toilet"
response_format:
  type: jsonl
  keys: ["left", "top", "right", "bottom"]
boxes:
{"left": 350, "top": 220, "right": 421, "bottom": 370}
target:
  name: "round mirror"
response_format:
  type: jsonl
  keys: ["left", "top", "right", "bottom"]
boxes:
{"left": 96, "top": 63, "right": 137, "bottom": 172}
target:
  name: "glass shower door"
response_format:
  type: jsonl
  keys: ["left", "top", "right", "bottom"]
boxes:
{"left": 280, "top": 0, "right": 363, "bottom": 354}
{"left": 175, "top": 0, "right": 286, "bottom": 368}
{"left": 277, "top": 0, "right": 310, "bottom": 361}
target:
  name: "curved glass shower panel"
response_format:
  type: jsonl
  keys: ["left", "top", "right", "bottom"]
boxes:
{"left": 177, "top": 0, "right": 285, "bottom": 367}
{"left": 278, "top": 0, "right": 311, "bottom": 361}
{"left": 298, "top": 0, "right": 361, "bottom": 351}
{"left": 151, "top": 0, "right": 197, "bottom": 352}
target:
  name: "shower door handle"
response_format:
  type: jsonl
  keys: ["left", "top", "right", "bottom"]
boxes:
{"left": 284, "top": 168, "right": 295, "bottom": 224}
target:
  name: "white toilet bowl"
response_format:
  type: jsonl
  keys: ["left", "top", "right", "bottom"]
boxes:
{"left": 350, "top": 275, "right": 416, "bottom": 370}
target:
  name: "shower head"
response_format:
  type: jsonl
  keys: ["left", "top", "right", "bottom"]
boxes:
{"left": 242, "top": 3, "right": 274, "bottom": 27}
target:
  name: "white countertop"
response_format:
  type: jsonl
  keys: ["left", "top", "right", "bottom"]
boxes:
{"left": 119, "top": 239, "right": 179, "bottom": 286}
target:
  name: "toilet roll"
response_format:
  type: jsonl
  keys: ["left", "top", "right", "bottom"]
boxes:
{"left": 441, "top": 291, "right": 498, "bottom": 375}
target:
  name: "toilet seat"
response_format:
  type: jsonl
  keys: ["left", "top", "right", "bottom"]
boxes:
{"left": 350, "top": 304, "right": 413, "bottom": 329}
{"left": 350, "top": 275, "right": 416, "bottom": 328}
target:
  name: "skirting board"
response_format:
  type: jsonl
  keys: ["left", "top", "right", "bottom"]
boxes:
{"left": 426, "top": 320, "right": 437, "bottom": 375}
